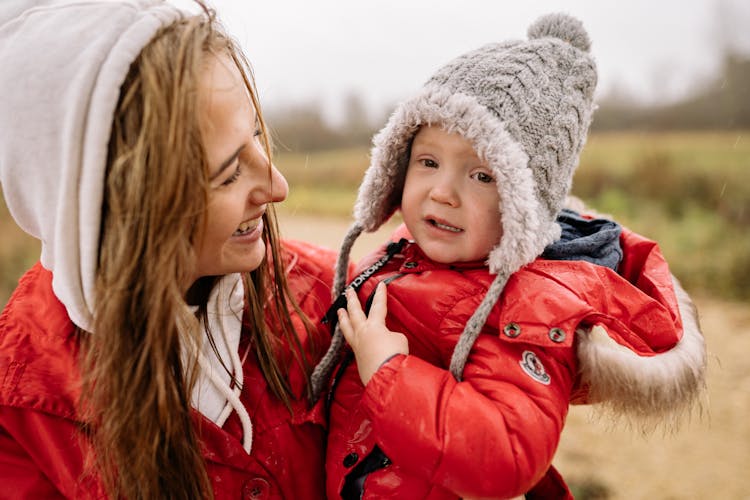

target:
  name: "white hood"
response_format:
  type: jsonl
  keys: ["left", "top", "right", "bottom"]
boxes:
{"left": 0, "top": 0, "right": 183, "bottom": 331}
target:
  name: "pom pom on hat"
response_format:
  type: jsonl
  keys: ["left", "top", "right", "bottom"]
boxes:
{"left": 527, "top": 12, "right": 591, "bottom": 52}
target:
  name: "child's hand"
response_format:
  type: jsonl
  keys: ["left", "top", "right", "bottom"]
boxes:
{"left": 337, "top": 282, "right": 409, "bottom": 385}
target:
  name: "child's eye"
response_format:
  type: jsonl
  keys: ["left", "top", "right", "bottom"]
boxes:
{"left": 220, "top": 163, "right": 242, "bottom": 186}
{"left": 473, "top": 171, "right": 494, "bottom": 184}
{"left": 421, "top": 158, "right": 438, "bottom": 168}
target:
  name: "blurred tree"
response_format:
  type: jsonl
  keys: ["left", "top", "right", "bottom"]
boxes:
{"left": 593, "top": 53, "right": 750, "bottom": 130}
{"left": 267, "top": 94, "right": 378, "bottom": 152}
{"left": 267, "top": 100, "right": 341, "bottom": 152}
{"left": 594, "top": 0, "right": 750, "bottom": 131}
{"left": 341, "top": 91, "right": 373, "bottom": 146}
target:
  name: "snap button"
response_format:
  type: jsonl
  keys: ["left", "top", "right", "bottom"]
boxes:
{"left": 548, "top": 327, "right": 566, "bottom": 343}
{"left": 403, "top": 261, "right": 418, "bottom": 269}
{"left": 503, "top": 322, "right": 521, "bottom": 338}
{"left": 343, "top": 452, "right": 359, "bottom": 467}
{"left": 242, "top": 478, "right": 270, "bottom": 499}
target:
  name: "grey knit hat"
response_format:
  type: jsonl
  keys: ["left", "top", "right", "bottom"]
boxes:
{"left": 311, "top": 13, "right": 597, "bottom": 398}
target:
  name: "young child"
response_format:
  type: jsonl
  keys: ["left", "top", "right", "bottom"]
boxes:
{"left": 310, "top": 13, "right": 706, "bottom": 500}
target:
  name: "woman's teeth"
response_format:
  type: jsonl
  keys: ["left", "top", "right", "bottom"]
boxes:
{"left": 233, "top": 220, "right": 258, "bottom": 236}
{"left": 430, "top": 220, "right": 462, "bottom": 232}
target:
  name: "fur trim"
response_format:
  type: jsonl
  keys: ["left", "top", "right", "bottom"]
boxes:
{"left": 577, "top": 276, "right": 706, "bottom": 427}
{"left": 362, "top": 86, "right": 560, "bottom": 277}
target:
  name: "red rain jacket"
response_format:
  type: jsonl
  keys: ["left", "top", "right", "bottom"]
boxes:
{"left": 326, "top": 227, "right": 686, "bottom": 499}
{"left": 0, "top": 240, "right": 336, "bottom": 500}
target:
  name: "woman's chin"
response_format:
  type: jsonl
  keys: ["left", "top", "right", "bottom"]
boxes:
{"left": 194, "top": 239, "right": 266, "bottom": 278}
{"left": 230, "top": 239, "right": 266, "bottom": 274}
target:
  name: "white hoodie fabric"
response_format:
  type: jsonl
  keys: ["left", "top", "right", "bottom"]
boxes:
{"left": 0, "top": 0, "right": 253, "bottom": 452}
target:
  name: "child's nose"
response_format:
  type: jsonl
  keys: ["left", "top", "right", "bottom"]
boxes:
{"left": 429, "top": 174, "right": 459, "bottom": 206}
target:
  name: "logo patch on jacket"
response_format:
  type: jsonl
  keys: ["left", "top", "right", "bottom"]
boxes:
{"left": 519, "top": 350, "right": 550, "bottom": 385}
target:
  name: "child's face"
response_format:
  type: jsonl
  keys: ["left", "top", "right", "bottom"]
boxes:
{"left": 401, "top": 125, "right": 502, "bottom": 265}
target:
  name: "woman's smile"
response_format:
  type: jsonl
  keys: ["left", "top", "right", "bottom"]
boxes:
{"left": 232, "top": 216, "right": 263, "bottom": 238}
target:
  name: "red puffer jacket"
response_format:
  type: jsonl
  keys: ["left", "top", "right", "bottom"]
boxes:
{"left": 0, "top": 240, "right": 336, "bottom": 500}
{"left": 326, "top": 228, "right": 702, "bottom": 499}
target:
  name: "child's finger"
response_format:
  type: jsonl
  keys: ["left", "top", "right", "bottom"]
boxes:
{"left": 367, "top": 282, "right": 389, "bottom": 323}
{"left": 337, "top": 308, "right": 355, "bottom": 344}
{"left": 344, "top": 287, "right": 366, "bottom": 325}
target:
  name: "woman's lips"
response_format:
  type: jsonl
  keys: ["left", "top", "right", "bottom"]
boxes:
{"left": 232, "top": 216, "right": 263, "bottom": 240}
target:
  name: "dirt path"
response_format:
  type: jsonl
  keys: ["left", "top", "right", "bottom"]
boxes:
{"left": 279, "top": 213, "right": 750, "bottom": 500}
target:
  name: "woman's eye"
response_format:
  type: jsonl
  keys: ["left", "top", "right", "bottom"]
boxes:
{"left": 474, "top": 171, "right": 494, "bottom": 184}
{"left": 253, "top": 123, "right": 263, "bottom": 141}
{"left": 220, "top": 164, "right": 241, "bottom": 186}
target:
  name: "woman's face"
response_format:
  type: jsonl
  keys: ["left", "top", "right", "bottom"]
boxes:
{"left": 192, "top": 53, "right": 288, "bottom": 281}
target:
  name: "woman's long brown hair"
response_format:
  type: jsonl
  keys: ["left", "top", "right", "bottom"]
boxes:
{"left": 80, "top": 7, "right": 317, "bottom": 499}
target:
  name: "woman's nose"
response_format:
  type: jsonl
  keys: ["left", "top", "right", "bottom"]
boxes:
{"left": 247, "top": 137, "right": 289, "bottom": 205}
{"left": 251, "top": 162, "right": 288, "bottom": 205}
{"left": 268, "top": 163, "right": 288, "bottom": 203}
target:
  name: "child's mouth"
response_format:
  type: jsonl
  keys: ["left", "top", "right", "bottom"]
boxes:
{"left": 428, "top": 219, "right": 462, "bottom": 233}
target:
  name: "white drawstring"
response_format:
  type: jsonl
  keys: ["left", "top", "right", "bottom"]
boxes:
{"left": 187, "top": 273, "right": 254, "bottom": 453}
{"left": 195, "top": 346, "right": 253, "bottom": 453}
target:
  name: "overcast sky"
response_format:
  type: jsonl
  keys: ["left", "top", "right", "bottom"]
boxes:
{"left": 175, "top": 0, "right": 749, "bottom": 124}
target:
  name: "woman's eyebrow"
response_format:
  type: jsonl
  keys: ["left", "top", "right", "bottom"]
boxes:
{"left": 209, "top": 144, "right": 245, "bottom": 181}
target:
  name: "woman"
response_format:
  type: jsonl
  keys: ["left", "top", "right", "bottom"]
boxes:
{"left": 0, "top": 1, "right": 334, "bottom": 498}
